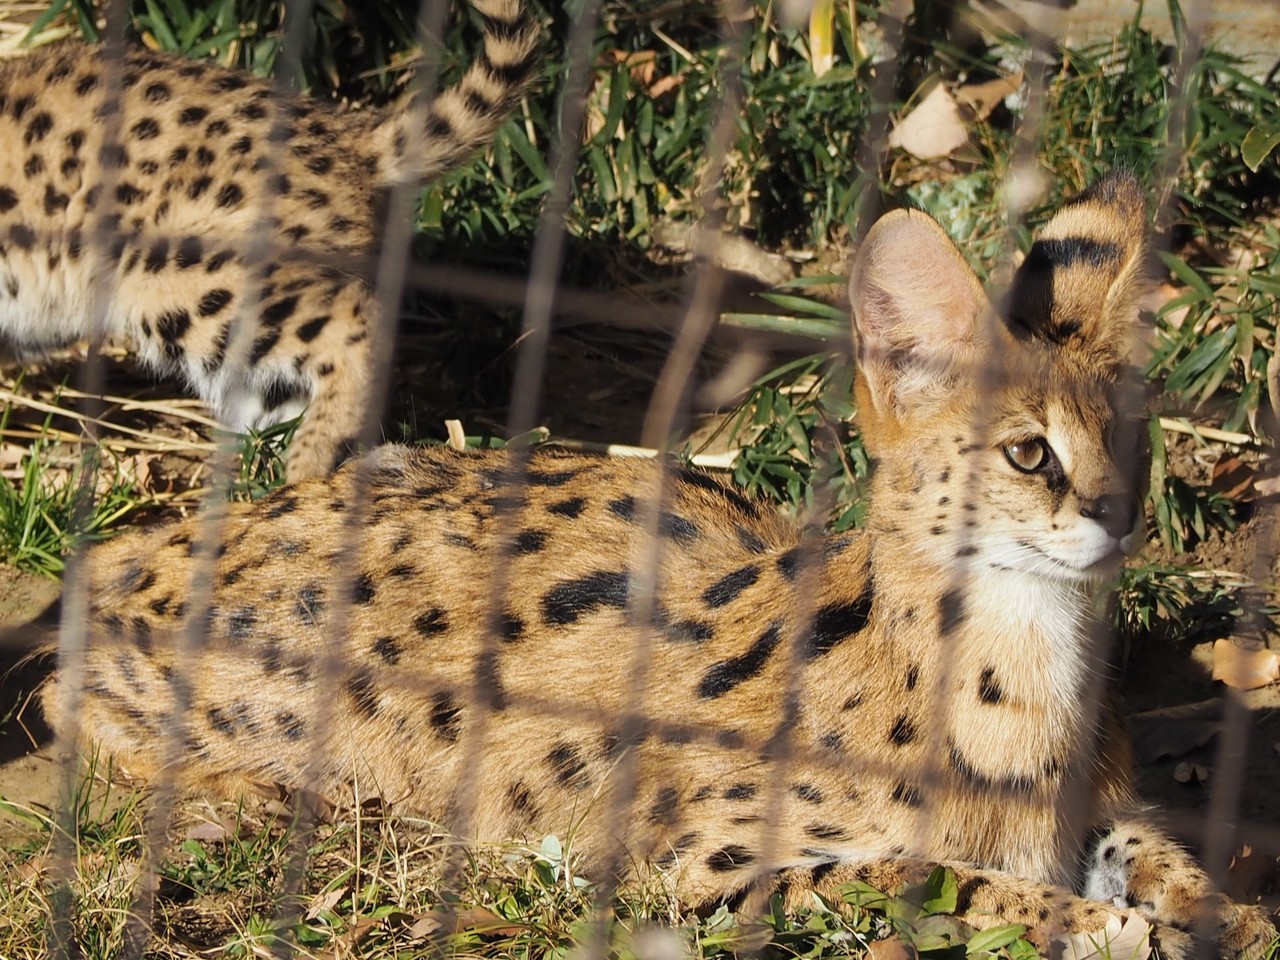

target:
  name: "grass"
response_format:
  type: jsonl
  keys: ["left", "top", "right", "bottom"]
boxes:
{"left": 1, "top": 0, "right": 1280, "bottom": 955}
{"left": 2, "top": 770, "right": 1056, "bottom": 960}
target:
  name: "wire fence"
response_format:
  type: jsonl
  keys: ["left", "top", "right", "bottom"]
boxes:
{"left": 0, "top": 0, "right": 1277, "bottom": 957}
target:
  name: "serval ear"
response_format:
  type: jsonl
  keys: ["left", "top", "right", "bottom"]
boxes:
{"left": 849, "top": 207, "right": 990, "bottom": 425}
{"left": 1006, "top": 171, "right": 1148, "bottom": 373}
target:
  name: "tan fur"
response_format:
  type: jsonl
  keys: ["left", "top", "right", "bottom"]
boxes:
{"left": 0, "top": 0, "right": 538, "bottom": 479}
{"left": 42, "top": 174, "right": 1277, "bottom": 957}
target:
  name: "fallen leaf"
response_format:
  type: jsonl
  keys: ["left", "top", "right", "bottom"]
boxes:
{"left": 954, "top": 70, "right": 1023, "bottom": 120}
{"left": 1224, "top": 844, "right": 1279, "bottom": 902}
{"left": 184, "top": 820, "right": 233, "bottom": 843}
{"left": 1211, "top": 639, "right": 1280, "bottom": 690}
{"left": 305, "top": 885, "right": 347, "bottom": 921}
{"left": 1254, "top": 475, "right": 1280, "bottom": 497}
{"left": 406, "top": 907, "right": 525, "bottom": 939}
{"left": 889, "top": 82, "right": 967, "bottom": 160}
{"left": 445, "top": 419, "right": 467, "bottom": 451}
{"left": 868, "top": 934, "right": 917, "bottom": 960}
{"left": 1055, "top": 911, "right": 1151, "bottom": 960}
{"left": 1129, "top": 699, "right": 1222, "bottom": 764}
{"left": 1211, "top": 455, "right": 1258, "bottom": 502}
{"left": 808, "top": 0, "right": 835, "bottom": 77}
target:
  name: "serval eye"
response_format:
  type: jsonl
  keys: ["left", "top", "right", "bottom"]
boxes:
{"left": 1003, "top": 438, "right": 1048, "bottom": 473}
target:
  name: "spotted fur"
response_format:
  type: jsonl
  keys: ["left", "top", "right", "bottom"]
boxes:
{"left": 0, "top": 0, "right": 538, "bottom": 479}
{"left": 41, "top": 175, "right": 1278, "bottom": 957}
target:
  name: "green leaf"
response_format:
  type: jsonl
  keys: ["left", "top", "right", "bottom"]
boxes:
{"left": 755, "top": 292, "right": 847, "bottom": 321}
{"left": 839, "top": 879, "right": 892, "bottom": 912}
{"left": 720, "top": 312, "right": 843, "bottom": 340}
{"left": 1158, "top": 252, "right": 1214, "bottom": 300}
{"left": 919, "top": 866, "right": 958, "bottom": 915}
{"left": 1242, "top": 122, "right": 1280, "bottom": 172}
{"left": 908, "top": 913, "right": 968, "bottom": 951}
{"left": 966, "top": 924, "right": 1028, "bottom": 955}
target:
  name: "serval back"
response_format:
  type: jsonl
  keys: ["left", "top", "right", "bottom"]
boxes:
{"left": 0, "top": 0, "right": 537, "bottom": 479}
{"left": 42, "top": 173, "right": 1279, "bottom": 958}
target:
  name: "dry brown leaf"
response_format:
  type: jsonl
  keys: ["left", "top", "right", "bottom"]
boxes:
{"left": 868, "top": 935, "right": 917, "bottom": 960}
{"left": 1254, "top": 475, "right": 1280, "bottom": 497}
{"left": 1210, "top": 455, "right": 1257, "bottom": 502}
{"left": 1211, "top": 639, "right": 1280, "bottom": 690}
{"left": 888, "top": 83, "right": 967, "bottom": 160}
{"left": 647, "top": 74, "right": 683, "bottom": 98}
{"left": 14, "top": 853, "right": 48, "bottom": 881}
{"left": 184, "top": 820, "right": 232, "bottom": 843}
{"left": 1129, "top": 699, "right": 1222, "bottom": 764}
{"left": 1224, "top": 844, "right": 1280, "bottom": 902}
{"left": 954, "top": 70, "right": 1023, "bottom": 121}
{"left": 406, "top": 906, "right": 524, "bottom": 939}
{"left": 305, "top": 885, "right": 347, "bottom": 921}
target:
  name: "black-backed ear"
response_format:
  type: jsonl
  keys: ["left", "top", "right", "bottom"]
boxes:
{"left": 849, "top": 208, "right": 990, "bottom": 416}
{"left": 1006, "top": 172, "right": 1148, "bottom": 370}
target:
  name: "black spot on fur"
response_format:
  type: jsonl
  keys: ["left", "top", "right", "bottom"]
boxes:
{"left": 198, "top": 289, "right": 233, "bottom": 317}
{"left": 373, "top": 635, "right": 401, "bottom": 665}
{"left": 174, "top": 236, "right": 203, "bottom": 268}
{"left": 649, "top": 787, "right": 679, "bottom": 825}
{"left": 888, "top": 714, "right": 917, "bottom": 746}
{"left": 276, "top": 712, "right": 305, "bottom": 740}
{"left": 295, "top": 585, "right": 324, "bottom": 626}
{"left": 547, "top": 742, "right": 589, "bottom": 789}
{"left": 736, "top": 526, "right": 767, "bottom": 554}
{"left": 979, "top": 667, "right": 1003, "bottom": 704}
{"left": 776, "top": 547, "right": 801, "bottom": 581}
{"left": 215, "top": 182, "right": 244, "bottom": 209}
{"left": 499, "top": 612, "right": 525, "bottom": 642}
{"left": 698, "top": 621, "right": 782, "bottom": 699}
{"left": 414, "top": 608, "right": 449, "bottom": 638}
{"left": 664, "top": 619, "right": 714, "bottom": 644}
{"left": 265, "top": 495, "right": 298, "bottom": 519}
{"left": 296, "top": 315, "right": 330, "bottom": 342}
{"left": 803, "top": 586, "right": 874, "bottom": 660}
{"left": 24, "top": 111, "right": 53, "bottom": 145}
{"left": 701, "top": 564, "right": 760, "bottom": 608}
{"left": 9, "top": 224, "right": 35, "bottom": 249}
{"left": 515, "top": 530, "right": 548, "bottom": 554}
{"left": 527, "top": 468, "right": 578, "bottom": 486}
{"left": 891, "top": 781, "right": 923, "bottom": 807}
{"left": 706, "top": 845, "right": 755, "bottom": 873}
{"left": 261, "top": 295, "right": 299, "bottom": 326}
{"left": 430, "top": 692, "right": 461, "bottom": 741}
{"left": 542, "top": 571, "right": 628, "bottom": 625}
{"left": 804, "top": 823, "right": 848, "bottom": 841}
{"left": 346, "top": 670, "right": 378, "bottom": 718}
{"left": 353, "top": 573, "right": 376, "bottom": 605}
{"left": 130, "top": 117, "right": 159, "bottom": 140}
{"left": 178, "top": 106, "right": 208, "bottom": 125}
{"left": 226, "top": 606, "right": 257, "bottom": 641}
{"left": 547, "top": 497, "right": 586, "bottom": 518}
{"left": 676, "top": 468, "right": 759, "bottom": 516}
{"left": 155, "top": 309, "right": 192, "bottom": 358}
{"left": 723, "top": 783, "right": 756, "bottom": 800}
{"left": 792, "top": 783, "right": 823, "bottom": 803}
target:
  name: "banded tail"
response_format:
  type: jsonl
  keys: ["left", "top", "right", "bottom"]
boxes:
{"left": 371, "top": 0, "right": 540, "bottom": 186}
